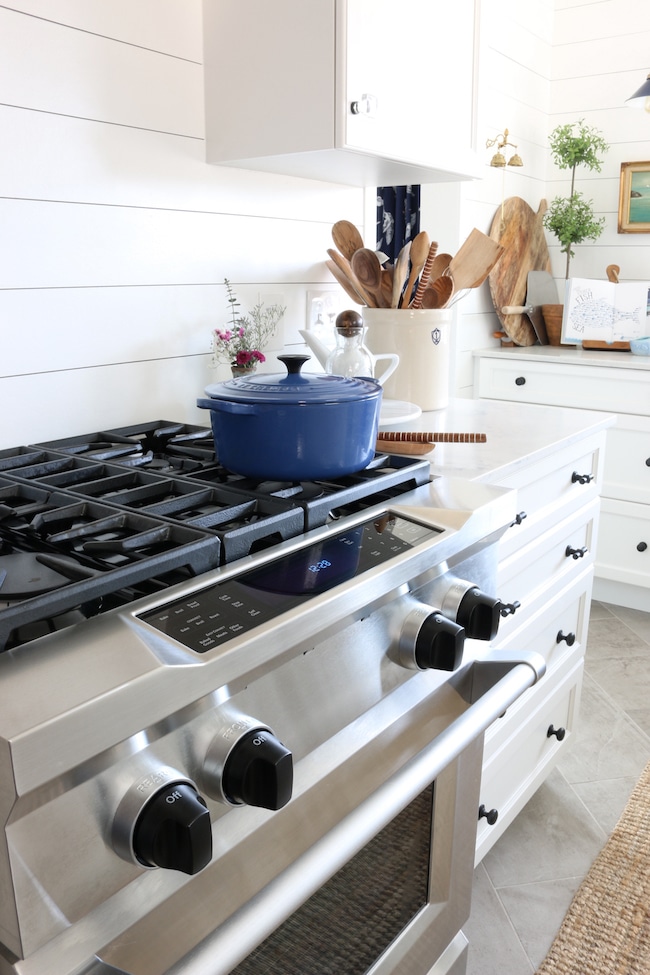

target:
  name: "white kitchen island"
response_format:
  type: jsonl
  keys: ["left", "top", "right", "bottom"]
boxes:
{"left": 384, "top": 396, "right": 614, "bottom": 861}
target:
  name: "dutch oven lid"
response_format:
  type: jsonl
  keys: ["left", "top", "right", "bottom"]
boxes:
{"left": 204, "top": 355, "right": 381, "bottom": 404}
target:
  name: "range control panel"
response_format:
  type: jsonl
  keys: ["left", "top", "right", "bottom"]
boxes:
{"left": 139, "top": 513, "right": 439, "bottom": 653}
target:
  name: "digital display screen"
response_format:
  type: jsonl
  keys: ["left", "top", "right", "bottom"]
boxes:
{"left": 139, "top": 513, "right": 439, "bottom": 653}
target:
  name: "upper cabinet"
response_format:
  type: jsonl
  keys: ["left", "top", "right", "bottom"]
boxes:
{"left": 202, "top": 0, "right": 481, "bottom": 186}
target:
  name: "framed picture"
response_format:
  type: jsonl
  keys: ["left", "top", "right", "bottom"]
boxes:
{"left": 618, "top": 161, "right": 650, "bottom": 233}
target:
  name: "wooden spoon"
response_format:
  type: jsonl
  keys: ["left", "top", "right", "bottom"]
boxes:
{"left": 327, "top": 248, "right": 375, "bottom": 306}
{"left": 401, "top": 231, "right": 430, "bottom": 308}
{"left": 392, "top": 241, "right": 411, "bottom": 308}
{"left": 325, "top": 259, "right": 366, "bottom": 305}
{"left": 332, "top": 220, "right": 364, "bottom": 262}
{"left": 420, "top": 275, "right": 453, "bottom": 309}
{"left": 351, "top": 248, "right": 390, "bottom": 308}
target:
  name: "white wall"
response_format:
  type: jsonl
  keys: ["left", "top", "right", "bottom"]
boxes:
{"left": 0, "top": 0, "right": 363, "bottom": 448}
{"left": 2, "top": 0, "right": 649, "bottom": 447}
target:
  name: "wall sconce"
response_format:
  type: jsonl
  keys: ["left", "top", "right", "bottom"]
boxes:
{"left": 486, "top": 128, "right": 524, "bottom": 167}
{"left": 626, "top": 73, "right": 650, "bottom": 111}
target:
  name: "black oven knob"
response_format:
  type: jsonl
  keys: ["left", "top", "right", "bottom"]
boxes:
{"left": 398, "top": 602, "right": 465, "bottom": 671}
{"left": 456, "top": 588, "right": 502, "bottom": 641}
{"left": 132, "top": 782, "right": 212, "bottom": 875}
{"left": 221, "top": 729, "right": 293, "bottom": 810}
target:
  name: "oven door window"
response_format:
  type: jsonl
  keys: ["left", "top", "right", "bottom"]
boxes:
{"left": 231, "top": 784, "right": 433, "bottom": 974}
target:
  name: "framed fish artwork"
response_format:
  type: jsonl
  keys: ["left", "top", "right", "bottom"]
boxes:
{"left": 618, "top": 161, "right": 650, "bottom": 233}
{"left": 562, "top": 276, "right": 650, "bottom": 343}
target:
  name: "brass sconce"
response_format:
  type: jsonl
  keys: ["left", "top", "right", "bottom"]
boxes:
{"left": 486, "top": 128, "right": 524, "bottom": 168}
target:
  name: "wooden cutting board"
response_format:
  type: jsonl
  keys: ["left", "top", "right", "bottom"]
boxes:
{"left": 488, "top": 198, "right": 552, "bottom": 346}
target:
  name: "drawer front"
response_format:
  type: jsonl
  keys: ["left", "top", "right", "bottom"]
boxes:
{"left": 476, "top": 655, "right": 583, "bottom": 864}
{"left": 496, "top": 503, "right": 597, "bottom": 638}
{"left": 491, "top": 568, "right": 591, "bottom": 714}
{"left": 475, "top": 356, "right": 650, "bottom": 415}
{"left": 596, "top": 498, "right": 650, "bottom": 588}
{"left": 496, "top": 435, "right": 603, "bottom": 561}
{"left": 602, "top": 417, "right": 650, "bottom": 504}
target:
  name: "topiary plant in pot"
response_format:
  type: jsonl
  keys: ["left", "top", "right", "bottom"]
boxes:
{"left": 544, "top": 120, "right": 609, "bottom": 279}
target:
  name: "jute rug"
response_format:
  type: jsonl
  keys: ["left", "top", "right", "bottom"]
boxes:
{"left": 535, "top": 759, "right": 650, "bottom": 975}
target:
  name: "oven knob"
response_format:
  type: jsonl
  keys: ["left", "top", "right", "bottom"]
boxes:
{"left": 398, "top": 603, "right": 465, "bottom": 671}
{"left": 456, "top": 588, "right": 502, "bottom": 641}
{"left": 131, "top": 782, "right": 212, "bottom": 875}
{"left": 221, "top": 729, "right": 293, "bottom": 810}
{"left": 436, "top": 577, "right": 501, "bottom": 641}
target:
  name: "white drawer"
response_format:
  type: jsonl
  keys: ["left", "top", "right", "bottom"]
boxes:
{"left": 476, "top": 654, "right": 583, "bottom": 864}
{"left": 596, "top": 498, "right": 650, "bottom": 588}
{"left": 476, "top": 356, "right": 650, "bottom": 416}
{"left": 494, "top": 567, "right": 591, "bottom": 678}
{"left": 496, "top": 502, "right": 597, "bottom": 637}
{"left": 602, "top": 416, "right": 650, "bottom": 504}
{"left": 496, "top": 435, "right": 603, "bottom": 561}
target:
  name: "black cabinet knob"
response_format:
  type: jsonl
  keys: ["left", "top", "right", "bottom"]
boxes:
{"left": 566, "top": 545, "right": 588, "bottom": 560}
{"left": 132, "top": 783, "right": 212, "bottom": 875}
{"left": 499, "top": 600, "right": 521, "bottom": 618}
{"left": 515, "top": 376, "right": 526, "bottom": 386}
{"left": 637, "top": 541, "right": 648, "bottom": 553}
{"left": 478, "top": 804, "right": 499, "bottom": 825}
{"left": 571, "top": 471, "right": 593, "bottom": 485}
{"left": 547, "top": 725, "right": 566, "bottom": 741}
{"left": 556, "top": 630, "right": 576, "bottom": 646}
{"left": 222, "top": 729, "right": 293, "bottom": 810}
{"left": 510, "top": 511, "right": 528, "bottom": 527}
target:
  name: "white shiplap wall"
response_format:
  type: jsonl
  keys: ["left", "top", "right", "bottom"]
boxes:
{"left": 0, "top": 0, "right": 363, "bottom": 448}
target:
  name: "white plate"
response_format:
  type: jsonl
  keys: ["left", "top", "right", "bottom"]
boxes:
{"left": 379, "top": 399, "right": 422, "bottom": 427}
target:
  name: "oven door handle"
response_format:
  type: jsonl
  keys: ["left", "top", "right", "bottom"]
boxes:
{"left": 93, "top": 652, "right": 544, "bottom": 975}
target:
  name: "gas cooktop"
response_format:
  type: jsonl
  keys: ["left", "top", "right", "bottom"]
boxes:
{"left": 0, "top": 420, "right": 431, "bottom": 651}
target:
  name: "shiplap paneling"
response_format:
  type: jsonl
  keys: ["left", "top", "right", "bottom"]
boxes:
{"left": 1, "top": 0, "right": 203, "bottom": 60}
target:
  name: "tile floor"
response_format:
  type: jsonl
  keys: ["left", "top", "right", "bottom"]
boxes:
{"left": 465, "top": 600, "right": 650, "bottom": 974}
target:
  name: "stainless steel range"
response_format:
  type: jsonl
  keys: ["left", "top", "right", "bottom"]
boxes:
{"left": 0, "top": 421, "right": 544, "bottom": 975}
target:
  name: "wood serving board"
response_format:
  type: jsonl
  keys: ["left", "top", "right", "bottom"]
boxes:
{"left": 488, "top": 198, "right": 552, "bottom": 346}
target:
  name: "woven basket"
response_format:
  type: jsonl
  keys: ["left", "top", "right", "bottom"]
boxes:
{"left": 541, "top": 304, "right": 566, "bottom": 346}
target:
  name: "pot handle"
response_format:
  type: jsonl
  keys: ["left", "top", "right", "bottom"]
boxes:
{"left": 196, "top": 398, "right": 257, "bottom": 415}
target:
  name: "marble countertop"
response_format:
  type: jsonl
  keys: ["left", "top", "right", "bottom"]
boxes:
{"left": 383, "top": 397, "right": 615, "bottom": 484}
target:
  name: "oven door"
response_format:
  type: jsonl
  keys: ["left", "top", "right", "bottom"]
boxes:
{"left": 79, "top": 657, "right": 541, "bottom": 975}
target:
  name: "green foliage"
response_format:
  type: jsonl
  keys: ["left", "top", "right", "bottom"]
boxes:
{"left": 548, "top": 120, "right": 609, "bottom": 174}
{"left": 543, "top": 120, "right": 609, "bottom": 277}
{"left": 544, "top": 193, "right": 605, "bottom": 258}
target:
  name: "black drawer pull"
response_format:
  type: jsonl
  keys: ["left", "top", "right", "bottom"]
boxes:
{"left": 547, "top": 725, "right": 566, "bottom": 741}
{"left": 571, "top": 471, "right": 593, "bottom": 485}
{"left": 478, "top": 804, "right": 499, "bottom": 825}
{"left": 566, "top": 545, "right": 588, "bottom": 560}
{"left": 638, "top": 541, "right": 648, "bottom": 553}
{"left": 515, "top": 376, "right": 526, "bottom": 386}
{"left": 509, "top": 511, "right": 528, "bottom": 527}
{"left": 556, "top": 630, "right": 576, "bottom": 646}
{"left": 499, "top": 600, "right": 521, "bottom": 618}
{"left": 645, "top": 458, "right": 650, "bottom": 467}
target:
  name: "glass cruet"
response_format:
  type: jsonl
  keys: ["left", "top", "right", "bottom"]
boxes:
{"left": 325, "top": 310, "right": 374, "bottom": 379}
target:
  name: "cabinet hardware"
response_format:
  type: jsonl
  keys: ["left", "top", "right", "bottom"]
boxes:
{"left": 350, "top": 93, "right": 378, "bottom": 117}
{"left": 514, "top": 376, "right": 526, "bottom": 386}
{"left": 571, "top": 471, "right": 593, "bottom": 485}
{"left": 556, "top": 630, "right": 576, "bottom": 646}
{"left": 645, "top": 458, "right": 650, "bottom": 467}
{"left": 637, "top": 541, "right": 648, "bottom": 552}
{"left": 499, "top": 600, "right": 520, "bottom": 617}
{"left": 478, "top": 804, "right": 499, "bottom": 825}
{"left": 565, "top": 545, "right": 587, "bottom": 560}
{"left": 547, "top": 725, "right": 566, "bottom": 741}
{"left": 509, "top": 511, "right": 527, "bottom": 527}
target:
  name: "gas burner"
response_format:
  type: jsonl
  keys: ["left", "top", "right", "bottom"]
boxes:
{"left": 0, "top": 551, "right": 72, "bottom": 599}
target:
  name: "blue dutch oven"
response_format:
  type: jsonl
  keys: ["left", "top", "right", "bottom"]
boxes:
{"left": 197, "top": 355, "right": 382, "bottom": 481}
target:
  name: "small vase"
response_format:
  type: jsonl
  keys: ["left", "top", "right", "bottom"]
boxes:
{"left": 231, "top": 363, "right": 258, "bottom": 378}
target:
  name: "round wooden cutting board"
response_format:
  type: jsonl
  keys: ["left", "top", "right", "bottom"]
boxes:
{"left": 488, "top": 198, "right": 552, "bottom": 346}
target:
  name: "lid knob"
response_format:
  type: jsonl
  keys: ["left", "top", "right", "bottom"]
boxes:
{"left": 336, "top": 310, "right": 364, "bottom": 334}
{"left": 277, "top": 354, "right": 311, "bottom": 376}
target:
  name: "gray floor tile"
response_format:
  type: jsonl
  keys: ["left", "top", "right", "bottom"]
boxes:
{"left": 602, "top": 603, "right": 650, "bottom": 644}
{"left": 481, "top": 768, "right": 606, "bottom": 888}
{"left": 466, "top": 865, "right": 534, "bottom": 975}
{"left": 496, "top": 876, "right": 581, "bottom": 969}
{"left": 571, "top": 775, "right": 637, "bottom": 835}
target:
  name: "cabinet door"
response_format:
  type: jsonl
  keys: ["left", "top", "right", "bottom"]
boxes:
{"left": 343, "top": 0, "right": 476, "bottom": 168}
